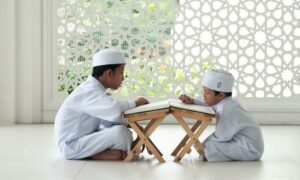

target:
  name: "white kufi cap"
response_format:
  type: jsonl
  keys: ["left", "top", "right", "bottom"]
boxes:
{"left": 201, "top": 70, "right": 234, "bottom": 92}
{"left": 92, "top": 48, "right": 126, "bottom": 67}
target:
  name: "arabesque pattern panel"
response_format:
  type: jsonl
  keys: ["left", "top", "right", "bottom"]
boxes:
{"left": 56, "top": 0, "right": 300, "bottom": 98}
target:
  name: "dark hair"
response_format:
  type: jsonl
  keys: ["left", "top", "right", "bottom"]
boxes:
{"left": 213, "top": 90, "right": 232, "bottom": 97}
{"left": 92, "top": 64, "right": 122, "bottom": 78}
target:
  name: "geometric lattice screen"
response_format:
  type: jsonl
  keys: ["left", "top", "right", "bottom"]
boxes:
{"left": 56, "top": 0, "right": 300, "bottom": 99}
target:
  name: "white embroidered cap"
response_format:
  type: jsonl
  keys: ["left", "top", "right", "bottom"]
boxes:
{"left": 201, "top": 70, "right": 234, "bottom": 92}
{"left": 92, "top": 48, "right": 126, "bottom": 67}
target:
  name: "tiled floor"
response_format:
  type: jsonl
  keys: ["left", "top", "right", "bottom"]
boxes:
{"left": 0, "top": 124, "right": 300, "bottom": 180}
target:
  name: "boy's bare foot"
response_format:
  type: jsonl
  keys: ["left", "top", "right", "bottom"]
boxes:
{"left": 90, "top": 149, "right": 127, "bottom": 161}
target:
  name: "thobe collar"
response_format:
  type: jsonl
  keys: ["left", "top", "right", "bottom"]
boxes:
{"left": 87, "top": 75, "right": 106, "bottom": 91}
{"left": 211, "top": 96, "right": 232, "bottom": 115}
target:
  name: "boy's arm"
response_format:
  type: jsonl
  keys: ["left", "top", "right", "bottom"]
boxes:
{"left": 192, "top": 97, "right": 208, "bottom": 106}
{"left": 179, "top": 94, "right": 208, "bottom": 106}
{"left": 119, "top": 97, "right": 149, "bottom": 112}
{"left": 118, "top": 100, "right": 136, "bottom": 111}
{"left": 81, "top": 94, "right": 133, "bottom": 124}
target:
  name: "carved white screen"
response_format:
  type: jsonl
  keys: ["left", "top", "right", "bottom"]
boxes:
{"left": 55, "top": 0, "right": 300, "bottom": 99}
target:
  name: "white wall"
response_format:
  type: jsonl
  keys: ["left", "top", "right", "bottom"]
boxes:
{"left": 0, "top": 0, "right": 16, "bottom": 124}
{"left": 0, "top": 0, "right": 42, "bottom": 124}
{"left": 15, "top": 0, "right": 42, "bottom": 123}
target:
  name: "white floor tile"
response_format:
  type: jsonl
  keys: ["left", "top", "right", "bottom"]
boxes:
{"left": 192, "top": 161, "right": 300, "bottom": 180}
{"left": 75, "top": 160, "right": 195, "bottom": 180}
{"left": 0, "top": 159, "right": 85, "bottom": 180}
{"left": 0, "top": 125, "right": 300, "bottom": 180}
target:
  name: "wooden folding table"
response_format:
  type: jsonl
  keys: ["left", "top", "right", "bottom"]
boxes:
{"left": 123, "top": 109, "right": 169, "bottom": 163}
{"left": 170, "top": 108, "right": 215, "bottom": 162}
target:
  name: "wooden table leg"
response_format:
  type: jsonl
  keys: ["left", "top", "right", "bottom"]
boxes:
{"left": 171, "top": 121, "right": 201, "bottom": 156}
{"left": 172, "top": 112, "right": 210, "bottom": 162}
{"left": 172, "top": 113, "right": 203, "bottom": 155}
{"left": 174, "top": 121, "right": 210, "bottom": 162}
{"left": 124, "top": 117, "right": 165, "bottom": 163}
{"left": 124, "top": 128, "right": 145, "bottom": 162}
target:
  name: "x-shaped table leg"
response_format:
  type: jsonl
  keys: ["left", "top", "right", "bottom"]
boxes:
{"left": 172, "top": 112, "right": 210, "bottom": 162}
{"left": 171, "top": 120, "right": 202, "bottom": 156}
{"left": 124, "top": 117, "right": 165, "bottom": 163}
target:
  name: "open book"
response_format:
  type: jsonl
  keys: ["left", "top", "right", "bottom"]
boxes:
{"left": 124, "top": 99, "right": 215, "bottom": 115}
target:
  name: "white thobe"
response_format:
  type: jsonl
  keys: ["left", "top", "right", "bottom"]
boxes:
{"left": 194, "top": 97, "right": 264, "bottom": 162}
{"left": 54, "top": 75, "right": 136, "bottom": 159}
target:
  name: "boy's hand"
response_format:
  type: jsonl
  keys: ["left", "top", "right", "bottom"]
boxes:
{"left": 135, "top": 97, "right": 149, "bottom": 107}
{"left": 179, "top": 94, "right": 194, "bottom": 104}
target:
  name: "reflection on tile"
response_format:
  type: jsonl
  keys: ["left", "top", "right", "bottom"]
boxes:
{"left": 0, "top": 159, "right": 85, "bottom": 180}
{"left": 192, "top": 161, "right": 300, "bottom": 180}
{"left": 75, "top": 160, "right": 195, "bottom": 180}
{"left": 0, "top": 125, "right": 300, "bottom": 180}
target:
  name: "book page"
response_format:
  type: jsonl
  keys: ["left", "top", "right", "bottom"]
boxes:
{"left": 169, "top": 99, "right": 215, "bottom": 115}
{"left": 124, "top": 100, "right": 170, "bottom": 115}
{"left": 124, "top": 99, "right": 215, "bottom": 115}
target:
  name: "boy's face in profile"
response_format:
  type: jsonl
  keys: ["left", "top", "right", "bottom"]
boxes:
{"left": 203, "top": 86, "right": 225, "bottom": 106}
{"left": 109, "top": 64, "right": 125, "bottom": 90}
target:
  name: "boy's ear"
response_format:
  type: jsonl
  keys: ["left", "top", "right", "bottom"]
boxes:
{"left": 218, "top": 92, "right": 226, "bottom": 100}
{"left": 104, "top": 69, "right": 113, "bottom": 77}
{"left": 108, "top": 69, "right": 116, "bottom": 78}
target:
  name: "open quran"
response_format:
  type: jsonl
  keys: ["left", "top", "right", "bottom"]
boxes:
{"left": 124, "top": 99, "right": 215, "bottom": 115}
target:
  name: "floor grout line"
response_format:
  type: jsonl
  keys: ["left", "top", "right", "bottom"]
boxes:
{"left": 72, "top": 161, "right": 87, "bottom": 180}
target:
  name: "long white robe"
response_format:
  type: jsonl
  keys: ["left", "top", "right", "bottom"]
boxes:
{"left": 54, "top": 75, "right": 135, "bottom": 159}
{"left": 194, "top": 97, "right": 264, "bottom": 162}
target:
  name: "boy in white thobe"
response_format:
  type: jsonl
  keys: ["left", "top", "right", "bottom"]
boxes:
{"left": 179, "top": 70, "right": 264, "bottom": 162}
{"left": 55, "top": 48, "right": 149, "bottom": 160}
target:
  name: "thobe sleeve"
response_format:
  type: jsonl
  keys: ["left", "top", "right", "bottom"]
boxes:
{"left": 193, "top": 97, "right": 209, "bottom": 106}
{"left": 210, "top": 112, "right": 240, "bottom": 142}
{"left": 80, "top": 91, "right": 135, "bottom": 124}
